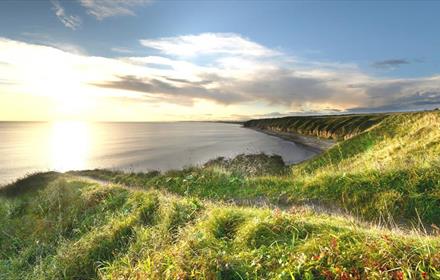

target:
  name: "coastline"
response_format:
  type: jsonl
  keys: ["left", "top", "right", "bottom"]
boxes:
{"left": 247, "top": 127, "right": 335, "bottom": 153}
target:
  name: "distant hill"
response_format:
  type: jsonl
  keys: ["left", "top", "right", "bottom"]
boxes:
{"left": 244, "top": 113, "right": 389, "bottom": 140}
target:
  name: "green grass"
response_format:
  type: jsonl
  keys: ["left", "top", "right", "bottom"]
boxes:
{"left": 1, "top": 177, "right": 439, "bottom": 279}
{"left": 1, "top": 110, "right": 440, "bottom": 279}
{"left": 244, "top": 113, "right": 388, "bottom": 140}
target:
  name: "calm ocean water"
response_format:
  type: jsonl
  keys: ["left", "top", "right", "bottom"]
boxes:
{"left": 0, "top": 121, "right": 317, "bottom": 185}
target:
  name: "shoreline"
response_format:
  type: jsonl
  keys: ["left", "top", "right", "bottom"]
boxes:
{"left": 247, "top": 127, "right": 335, "bottom": 153}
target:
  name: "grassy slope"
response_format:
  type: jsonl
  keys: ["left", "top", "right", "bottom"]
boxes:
{"left": 244, "top": 114, "right": 388, "bottom": 140}
{"left": 1, "top": 110, "right": 440, "bottom": 279}
{"left": 1, "top": 177, "right": 439, "bottom": 279}
{"left": 292, "top": 111, "right": 440, "bottom": 224}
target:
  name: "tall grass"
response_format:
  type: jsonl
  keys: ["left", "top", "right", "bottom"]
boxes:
{"left": 2, "top": 178, "right": 439, "bottom": 279}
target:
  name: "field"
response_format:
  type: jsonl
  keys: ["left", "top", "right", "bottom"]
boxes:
{"left": 1, "top": 110, "right": 439, "bottom": 279}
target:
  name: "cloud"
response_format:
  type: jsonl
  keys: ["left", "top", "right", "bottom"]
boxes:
{"left": 51, "top": 0, "right": 82, "bottom": 30}
{"left": 140, "top": 33, "right": 280, "bottom": 57}
{"left": 371, "top": 59, "right": 410, "bottom": 69}
{"left": 111, "top": 47, "right": 134, "bottom": 54}
{"left": 1, "top": 35, "right": 440, "bottom": 121}
{"left": 90, "top": 69, "right": 355, "bottom": 108}
{"left": 214, "top": 69, "right": 363, "bottom": 107}
{"left": 96, "top": 34, "right": 440, "bottom": 112}
{"left": 92, "top": 75, "right": 247, "bottom": 106}
{"left": 162, "top": 77, "right": 213, "bottom": 86}
{"left": 79, "top": 0, "right": 151, "bottom": 20}
{"left": 349, "top": 76, "right": 440, "bottom": 111}
{"left": 21, "top": 32, "right": 87, "bottom": 55}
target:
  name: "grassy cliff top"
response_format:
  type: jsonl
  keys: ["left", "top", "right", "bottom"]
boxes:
{"left": 244, "top": 113, "right": 390, "bottom": 140}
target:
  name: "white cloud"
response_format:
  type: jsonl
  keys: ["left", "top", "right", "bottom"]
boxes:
{"left": 21, "top": 32, "right": 87, "bottom": 55}
{"left": 79, "top": 0, "right": 151, "bottom": 20}
{"left": 0, "top": 37, "right": 144, "bottom": 99}
{"left": 51, "top": 0, "right": 82, "bottom": 30}
{"left": 140, "top": 33, "right": 281, "bottom": 57}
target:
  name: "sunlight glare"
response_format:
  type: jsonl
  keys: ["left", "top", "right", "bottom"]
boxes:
{"left": 50, "top": 121, "right": 91, "bottom": 172}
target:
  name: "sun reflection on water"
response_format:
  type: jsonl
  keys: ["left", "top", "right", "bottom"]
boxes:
{"left": 50, "top": 121, "right": 91, "bottom": 172}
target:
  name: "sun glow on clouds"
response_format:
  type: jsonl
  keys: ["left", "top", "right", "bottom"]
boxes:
{"left": 0, "top": 33, "right": 440, "bottom": 121}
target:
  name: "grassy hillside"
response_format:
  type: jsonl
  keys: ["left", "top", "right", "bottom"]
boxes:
{"left": 1, "top": 176, "right": 439, "bottom": 279}
{"left": 244, "top": 114, "right": 388, "bottom": 140}
{"left": 1, "top": 110, "right": 440, "bottom": 279}
{"left": 293, "top": 111, "right": 440, "bottom": 224}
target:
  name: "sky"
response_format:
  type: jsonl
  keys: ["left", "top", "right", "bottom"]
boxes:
{"left": 0, "top": 0, "right": 439, "bottom": 121}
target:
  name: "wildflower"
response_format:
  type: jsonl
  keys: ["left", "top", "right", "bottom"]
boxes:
{"left": 394, "top": 271, "right": 404, "bottom": 280}
{"left": 330, "top": 237, "right": 338, "bottom": 249}
{"left": 340, "top": 272, "right": 350, "bottom": 280}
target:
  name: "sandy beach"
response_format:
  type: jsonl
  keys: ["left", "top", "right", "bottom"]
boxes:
{"left": 248, "top": 127, "right": 336, "bottom": 153}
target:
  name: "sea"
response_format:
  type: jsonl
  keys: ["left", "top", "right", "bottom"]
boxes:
{"left": 0, "top": 121, "right": 317, "bottom": 185}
